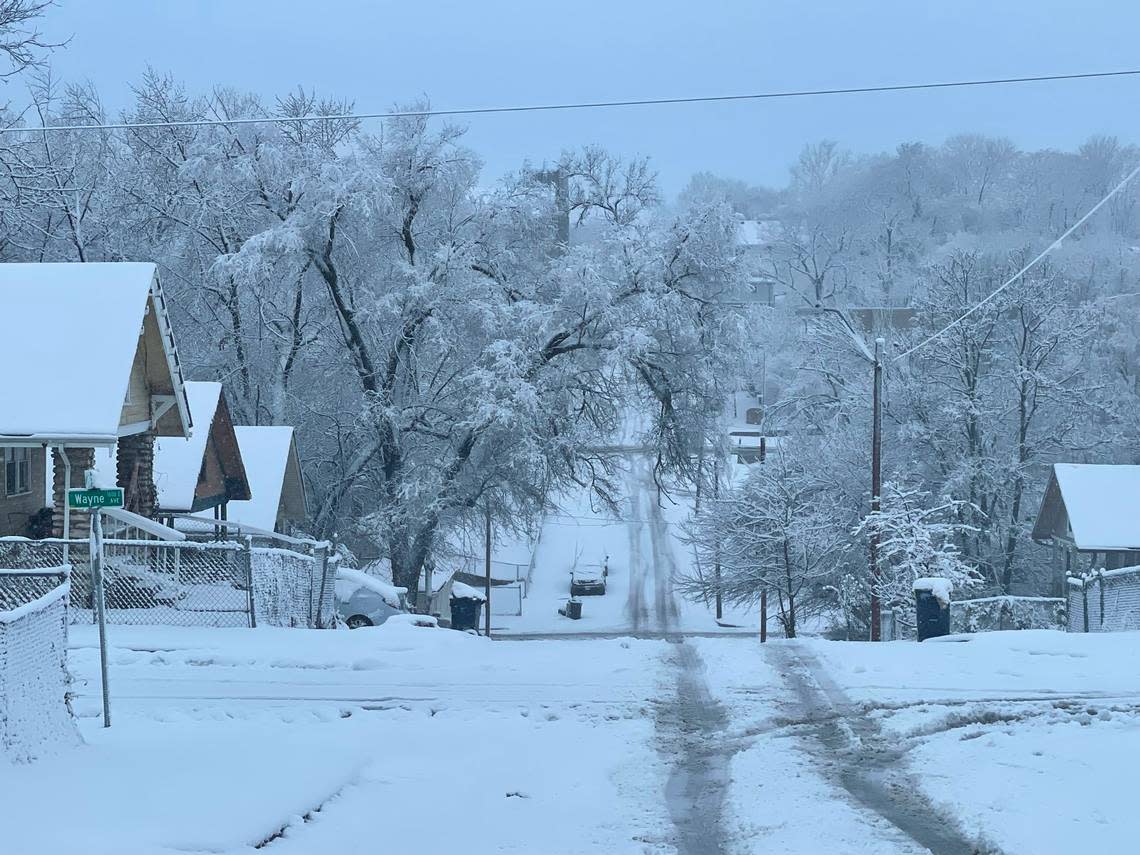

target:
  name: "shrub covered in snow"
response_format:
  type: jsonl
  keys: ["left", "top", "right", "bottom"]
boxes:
{"left": 949, "top": 596, "right": 1066, "bottom": 634}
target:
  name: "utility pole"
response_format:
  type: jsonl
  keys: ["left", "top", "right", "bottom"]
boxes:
{"left": 870, "top": 337, "right": 885, "bottom": 641}
{"left": 484, "top": 502, "right": 492, "bottom": 638}
{"left": 713, "top": 456, "right": 722, "bottom": 622}
{"left": 760, "top": 587, "right": 768, "bottom": 643}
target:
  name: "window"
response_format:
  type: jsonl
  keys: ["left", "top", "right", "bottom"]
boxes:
{"left": 4, "top": 447, "right": 31, "bottom": 496}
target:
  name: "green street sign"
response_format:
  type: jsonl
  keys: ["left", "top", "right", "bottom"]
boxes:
{"left": 68, "top": 488, "right": 124, "bottom": 510}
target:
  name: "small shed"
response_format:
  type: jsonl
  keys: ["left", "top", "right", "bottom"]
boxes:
{"left": 153, "top": 381, "right": 250, "bottom": 520}
{"left": 1032, "top": 463, "right": 1140, "bottom": 591}
{"left": 225, "top": 426, "right": 307, "bottom": 534}
{"left": 0, "top": 262, "right": 191, "bottom": 536}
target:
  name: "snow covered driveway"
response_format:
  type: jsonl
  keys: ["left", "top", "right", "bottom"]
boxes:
{"left": 694, "top": 632, "right": 1140, "bottom": 854}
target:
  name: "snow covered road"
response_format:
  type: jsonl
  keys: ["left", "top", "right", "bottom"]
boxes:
{"left": 496, "top": 454, "right": 755, "bottom": 637}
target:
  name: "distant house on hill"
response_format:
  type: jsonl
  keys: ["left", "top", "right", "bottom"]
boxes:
{"left": 225, "top": 426, "right": 307, "bottom": 534}
{"left": 736, "top": 219, "right": 782, "bottom": 307}
{"left": 1032, "top": 463, "right": 1140, "bottom": 593}
{"left": 0, "top": 263, "right": 191, "bottom": 537}
{"left": 154, "top": 381, "right": 250, "bottom": 523}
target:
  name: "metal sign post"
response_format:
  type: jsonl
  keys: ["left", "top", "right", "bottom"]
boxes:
{"left": 77, "top": 471, "right": 115, "bottom": 728}
{"left": 89, "top": 505, "right": 111, "bottom": 728}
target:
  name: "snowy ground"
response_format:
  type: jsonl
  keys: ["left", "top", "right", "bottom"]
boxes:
{"left": 692, "top": 631, "right": 1140, "bottom": 854}
{"left": 3, "top": 616, "right": 1139, "bottom": 853}
{"left": 3, "top": 624, "right": 674, "bottom": 855}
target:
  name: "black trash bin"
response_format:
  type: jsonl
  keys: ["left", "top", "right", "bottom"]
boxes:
{"left": 914, "top": 579, "right": 951, "bottom": 641}
{"left": 450, "top": 594, "right": 484, "bottom": 632}
{"left": 559, "top": 598, "right": 582, "bottom": 620}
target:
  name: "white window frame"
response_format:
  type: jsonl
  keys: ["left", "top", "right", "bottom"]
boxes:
{"left": 4, "top": 447, "right": 31, "bottom": 497}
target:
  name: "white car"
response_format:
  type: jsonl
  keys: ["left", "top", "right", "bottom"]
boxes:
{"left": 336, "top": 567, "right": 409, "bottom": 628}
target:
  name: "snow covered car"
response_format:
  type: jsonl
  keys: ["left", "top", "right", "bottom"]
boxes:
{"left": 336, "top": 567, "right": 409, "bottom": 628}
{"left": 570, "top": 567, "right": 606, "bottom": 597}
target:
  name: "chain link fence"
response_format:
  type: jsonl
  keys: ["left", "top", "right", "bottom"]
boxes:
{"left": 0, "top": 536, "right": 334, "bottom": 629}
{"left": 0, "top": 566, "right": 79, "bottom": 763}
{"left": 249, "top": 546, "right": 336, "bottom": 629}
{"left": 1067, "top": 566, "right": 1140, "bottom": 633}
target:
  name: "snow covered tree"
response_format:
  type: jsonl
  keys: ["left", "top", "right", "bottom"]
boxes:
{"left": 853, "top": 482, "right": 980, "bottom": 618}
{"left": 681, "top": 446, "right": 849, "bottom": 637}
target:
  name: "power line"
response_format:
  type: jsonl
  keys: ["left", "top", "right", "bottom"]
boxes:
{"left": 893, "top": 161, "right": 1140, "bottom": 362}
{"left": 5, "top": 68, "right": 1140, "bottom": 135}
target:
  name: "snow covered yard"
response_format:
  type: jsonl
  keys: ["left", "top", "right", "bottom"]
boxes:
{"left": 0, "top": 625, "right": 675, "bottom": 855}
{"left": 807, "top": 631, "right": 1140, "bottom": 854}
{"left": 693, "top": 631, "right": 1140, "bottom": 854}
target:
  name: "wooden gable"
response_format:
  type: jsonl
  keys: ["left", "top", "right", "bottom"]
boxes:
{"left": 189, "top": 392, "right": 250, "bottom": 512}
{"left": 119, "top": 293, "right": 190, "bottom": 439}
{"left": 277, "top": 434, "right": 308, "bottom": 531}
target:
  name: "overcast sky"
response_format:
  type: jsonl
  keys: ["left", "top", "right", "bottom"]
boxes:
{"left": 30, "top": 1, "right": 1140, "bottom": 195}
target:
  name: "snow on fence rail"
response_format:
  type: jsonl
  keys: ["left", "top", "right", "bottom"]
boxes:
{"left": 1067, "top": 566, "right": 1140, "bottom": 633}
{"left": 0, "top": 537, "right": 335, "bottom": 629}
{"left": 0, "top": 567, "right": 79, "bottom": 763}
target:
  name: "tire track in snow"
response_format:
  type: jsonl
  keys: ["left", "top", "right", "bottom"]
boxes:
{"left": 625, "top": 469, "right": 649, "bottom": 633}
{"left": 642, "top": 465, "right": 681, "bottom": 634}
{"left": 767, "top": 643, "right": 1002, "bottom": 855}
{"left": 656, "top": 642, "right": 735, "bottom": 855}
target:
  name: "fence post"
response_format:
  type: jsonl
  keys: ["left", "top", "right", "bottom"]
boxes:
{"left": 1082, "top": 582, "right": 1089, "bottom": 632}
{"left": 314, "top": 542, "right": 330, "bottom": 629}
{"left": 1097, "top": 571, "right": 1105, "bottom": 630}
{"left": 243, "top": 537, "right": 256, "bottom": 628}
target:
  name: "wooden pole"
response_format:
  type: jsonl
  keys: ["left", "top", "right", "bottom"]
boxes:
{"left": 713, "top": 456, "right": 722, "bottom": 622}
{"left": 870, "top": 337, "right": 884, "bottom": 642}
{"left": 484, "top": 502, "right": 492, "bottom": 638}
{"left": 760, "top": 587, "right": 767, "bottom": 643}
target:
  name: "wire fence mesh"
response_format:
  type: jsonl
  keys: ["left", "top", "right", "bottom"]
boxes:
{"left": 0, "top": 569, "right": 78, "bottom": 764}
{"left": 0, "top": 536, "right": 333, "bottom": 629}
{"left": 1067, "top": 567, "right": 1140, "bottom": 633}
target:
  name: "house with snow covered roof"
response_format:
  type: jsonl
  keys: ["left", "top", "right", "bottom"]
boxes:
{"left": 735, "top": 218, "right": 781, "bottom": 307}
{"left": 153, "top": 381, "right": 250, "bottom": 524}
{"left": 0, "top": 262, "right": 191, "bottom": 538}
{"left": 224, "top": 426, "right": 307, "bottom": 535}
{"left": 1032, "top": 464, "right": 1140, "bottom": 590}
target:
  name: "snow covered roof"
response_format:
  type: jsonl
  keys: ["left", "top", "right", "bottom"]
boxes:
{"left": 1032, "top": 464, "right": 1140, "bottom": 550}
{"left": 225, "top": 426, "right": 306, "bottom": 532}
{"left": 154, "top": 382, "right": 221, "bottom": 511}
{"left": 0, "top": 262, "right": 190, "bottom": 446}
